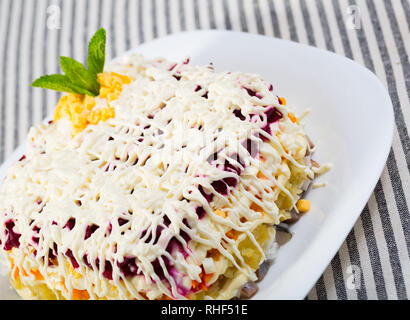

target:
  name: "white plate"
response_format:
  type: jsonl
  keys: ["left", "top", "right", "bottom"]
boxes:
{"left": 0, "top": 30, "right": 393, "bottom": 300}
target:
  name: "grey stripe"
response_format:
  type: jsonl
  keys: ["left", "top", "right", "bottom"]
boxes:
{"left": 97, "top": 0, "right": 102, "bottom": 27}
{"left": 386, "top": 151, "right": 410, "bottom": 257}
{"left": 267, "top": 0, "right": 281, "bottom": 38}
{"left": 401, "top": 0, "right": 410, "bottom": 32}
{"left": 178, "top": 0, "right": 186, "bottom": 31}
{"left": 373, "top": 179, "right": 407, "bottom": 299}
{"left": 110, "top": 0, "right": 116, "bottom": 58}
{"left": 331, "top": 0, "right": 353, "bottom": 59}
{"left": 383, "top": 0, "right": 410, "bottom": 120}
{"left": 207, "top": 0, "right": 216, "bottom": 29}
{"left": 55, "top": 0, "right": 62, "bottom": 107}
{"left": 152, "top": 0, "right": 158, "bottom": 38}
{"left": 165, "top": 0, "right": 172, "bottom": 34}
{"left": 14, "top": 0, "right": 25, "bottom": 149}
{"left": 110, "top": 0, "right": 115, "bottom": 58}
{"left": 252, "top": 0, "right": 264, "bottom": 34}
{"left": 299, "top": 0, "right": 315, "bottom": 46}
{"left": 28, "top": 0, "right": 38, "bottom": 132}
{"left": 125, "top": 0, "right": 130, "bottom": 49}
{"left": 42, "top": 0, "right": 50, "bottom": 120}
{"left": 315, "top": 275, "right": 327, "bottom": 300}
{"left": 138, "top": 0, "right": 144, "bottom": 43}
{"left": 1, "top": 0, "right": 13, "bottom": 163}
{"left": 360, "top": 205, "right": 388, "bottom": 299}
{"left": 70, "top": 0, "right": 75, "bottom": 57}
{"left": 237, "top": 0, "right": 248, "bottom": 32}
{"left": 222, "top": 0, "right": 232, "bottom": 30}
{"left": 330, "top": 254, "right": 348, "bottom": 299}
{"left": 84, "top": 0, "right": 90, "bottom": 59}
{"left": 345, "top": 229, "right": 368, "bottom": 299}
{"left": 193, "top": 0, "right": 200, "bottom": 30}
{"left": 315, "top": 0, "right": 335, "bottom": 52}
{"left": 284, "top": 0, "right": 298, "bottom": 42}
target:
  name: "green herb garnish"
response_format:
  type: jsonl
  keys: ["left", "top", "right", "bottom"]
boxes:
{"left": 32, "top": 28, "right": 106, "bottom": 97}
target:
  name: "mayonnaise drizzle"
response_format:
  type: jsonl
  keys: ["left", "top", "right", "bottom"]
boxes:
{"left": 0, "top": 54, "right": 314, "bottom": 300}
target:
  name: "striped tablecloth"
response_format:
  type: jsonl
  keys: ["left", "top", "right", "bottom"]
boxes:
{"left": 0, "top": 0, "right": 409, "bottom": 300}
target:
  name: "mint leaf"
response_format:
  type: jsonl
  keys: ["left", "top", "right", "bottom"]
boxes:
{"left": 60, "top": 56, "right": 100, "bottom": 95}
{"left": 31, "top": 74, "right": 96, "bottom": 96}
{"left": 87, "top": 28, "right": 106, "bottom": 76}
{"left": 31, "top": 28, "right": 107, "bottom": 97}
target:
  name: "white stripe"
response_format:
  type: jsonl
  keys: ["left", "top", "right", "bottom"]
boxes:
{"left": 4, "top": 0, "right": 21, "bottom": 155}
{"left": 17, "top": 1, "right": 33, "bottom": 145}
{"left": 101, "top": 0, "right": 112, "bottom": 60}
{"left": 225, "top": 0, "right": 241, "bottom": 31}
{"left": 320, "top": 0, "right": 346, "bottom": 55}
{"left": 339, "top": 241, "right": 357, "bottom": 299}
{"left": 169, "top": 0, "right": 181, "bottom": 33}
{"left": 114, "top": 0, "right": 126, "bottom": 56}
{"left": 212, "top": 0, "right": 226, "bottom": 29}
{"left": 184, "top": 0, "right": 196, "bottom": 31}
{"left": 273, "top": 0, "right": 291, "bottom": 40}
{"left": 304, "top": 0, "right": 327, "bottom": 49}
{"left": 195, "top": 0, "right": 210, "bottom": 30}
{"left": 128, "top": 0, "right": 139, "bottom": 47}
{"left": 242, "top": 0, "right": 258, "bottom": 34}
{"left": 45, "top": 0, "right": 60, "bottom": 117}
{"left": 321, "top": 263, "right": 337, "bottom": 299}
{"left": 156, "top": 0, "right": 168, "bottom": 37}
{"left": 367, "top": 193, "right": 398, "bottom": 299}
{"left": 289, "top": 0, "right": 309, "bottom": 44}
{"left": 143, "top": 0, "right": 154, "bottom": 42}
{"left": 307, "top": 285, "right": 318, "bottom": 300}
{"left": 258, "top": 0, "right": 275, "bottom": 37}
{"left": 87, "top": 0, "right": 99, "bottom": 40}
{"left": 352, "top": 219, "right": 377, "bottom": 299}
{"left": 0, "top": 0, "right": 10, "bottom": 160}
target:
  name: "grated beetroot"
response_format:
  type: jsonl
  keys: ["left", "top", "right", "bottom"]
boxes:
{"left": 3, "top": 219, "right": 21, "bottom": 250}
{"left": 117, "top": 257, "right": 142, "bottom": 278}
{"left": 84, "top": 224, "right": 99, "bottom": 240}
{"left": 64, "top": 217, "right": 76, "bottom": 230}
{"left": 65, "top": 249, "right": 79, "bottom": 268}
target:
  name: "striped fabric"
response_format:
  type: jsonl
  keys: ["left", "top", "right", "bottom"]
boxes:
{"left": 0, "top": 0, "right": 409, "bottom": 300}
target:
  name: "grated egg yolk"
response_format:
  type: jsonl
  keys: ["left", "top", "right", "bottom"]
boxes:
{"left": 53, "top": 72, "right": 131, "bottom": 135}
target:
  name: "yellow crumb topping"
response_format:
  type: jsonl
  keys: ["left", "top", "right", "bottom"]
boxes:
{"left": 53, "top": 72, "right": 131, "bottom": 134}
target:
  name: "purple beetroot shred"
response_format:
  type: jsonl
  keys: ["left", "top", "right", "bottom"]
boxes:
{"left": 64, "top": 217, "right": 76, "bottom": 230}
{"left": 65, "top": 249, "right": 79, "bottom": 268}
{"left": 195, "top": 206, "right": 206, "bottom": 219}
{"left": 261, "top": 107, "right": 283, "bottom": 139}
{"left": 117, "top": 257, "right": 142, "bottom": 278}
{"left": 84, "top": 224, "right": 99, "bottom": 240}
{"left": 3, "top": 219, "right": 21, "bottom": 250}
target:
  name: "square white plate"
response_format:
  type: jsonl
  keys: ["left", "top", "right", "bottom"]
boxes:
{"left": 0, "top": 30, "right": 393, "bottom": 300}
